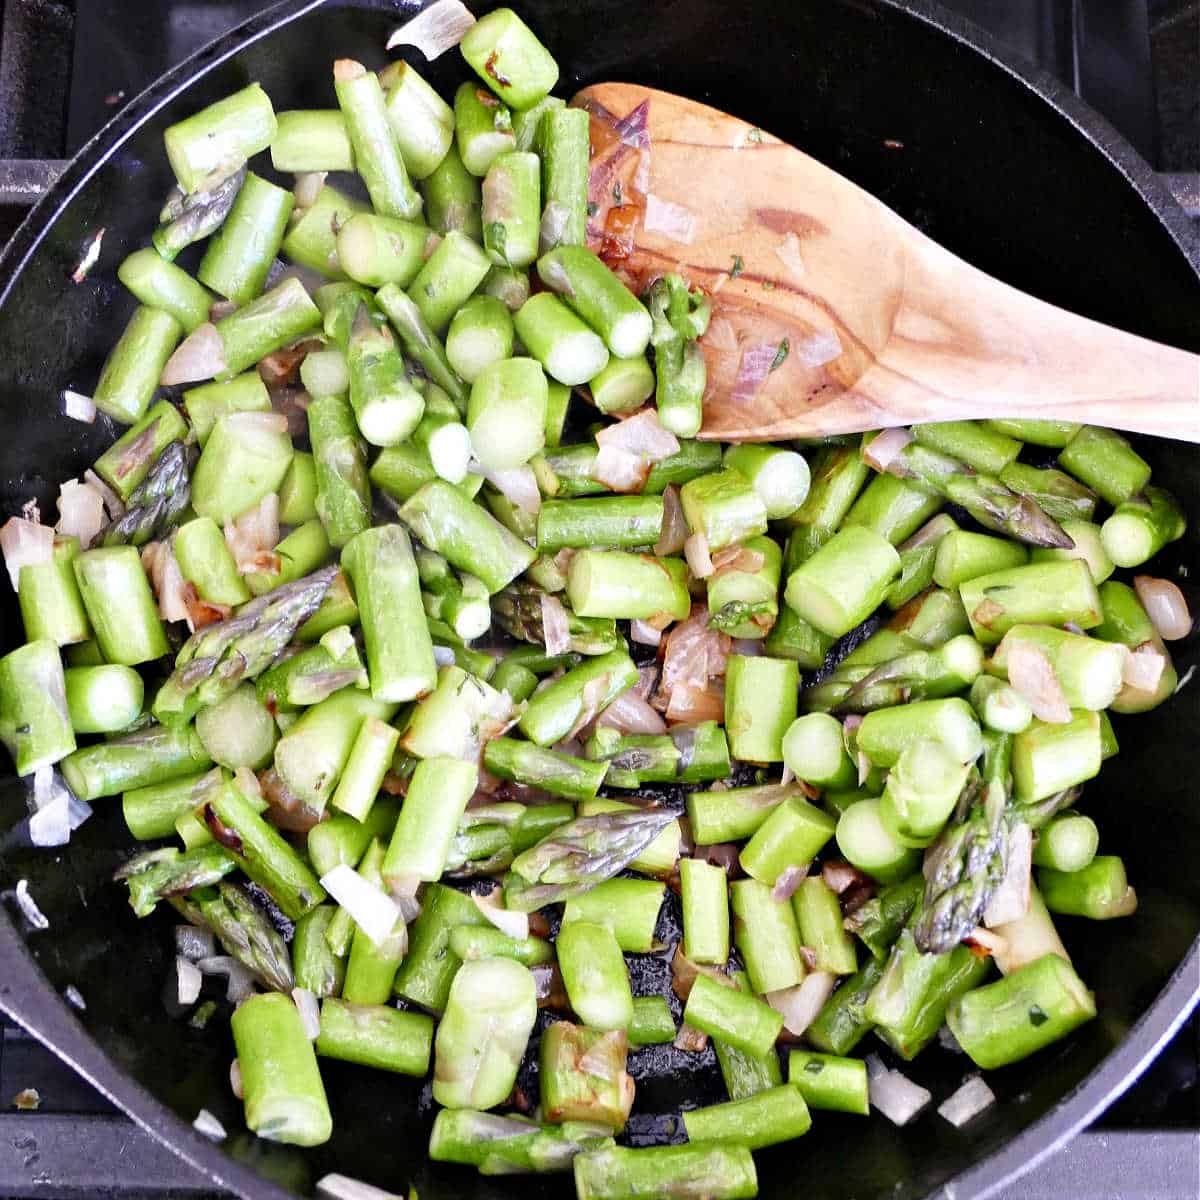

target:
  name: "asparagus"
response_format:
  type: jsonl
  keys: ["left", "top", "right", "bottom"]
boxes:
{"left": 1031, "top": 518, "right": 1114, "bottom": 584}
{"left": 454, "top": 82, "right": 516, "bottom": 177}
{"left": 725, "top": 654, "right": 798, "bottom": 763}
{"left": 393, "top": 883, "right": 490, "bottom": 1014}
{"left": 537, "top": 105, "right": 590, "bottom": 251}
{"left": 574, "top": 1144, "right": 757, "bottom": 1200}
{"left": 292, "top": 906, "right": 346, "bottom": 998}
{"left": 684, "top": 973, "right": 783, "bottom": 1058}
{"left": 683, "top": 1084, "right": 812, "bottom": 1151}
{"left": 1031, "top": 813, "right": 1099, "bottom": 873}
{"left": 835, "top": 798, "right": 922, "bottom": 885}
{"left": 380, "top": 59, "right": 454, "bottom": 179}
{"left": 483, "top": 737, "right": 608, "bottom": 801}
{"left": 680, "top": 857, "right": 730, "bottom": 965}
{"left": 117, "top": 843, "right": 235, "bottom": 918}
{"left": 844, "top": 873, "right": 923, "bottom": 960}
{"left": 680, "top": 467, "right": 769, "bottom": 552}
{"left": 914, "top": 736, "right": 1010, "bottom": 953}
{"left": 117, "top": 248, "right": 212, "bottom": 333}
{"left": 932, "top": 529, "right": 1028, "bottom": 589}
{"left": 0, "top": 640, "right": 75, "bottom": 775}
{"left": 183, "top": 373, "right": 271, "bottom": 447}
{"left": 483, "top": 152, "right": 542, "bottom": 269}
{"left": 589, "top": 353, "right": 657, "bottom": 416}
{"left": 231, "top": 993, "right": 332, "bottom": 1147}
{"left": 270, "top": 109, "right": 354, "bottom": 172}
{"left": 430, "top": 1109, "right": 613, "bottom": 1175}
{"left": 557, "top": 920, "right": 634, "bottom": 1031}
{"left": 687, "top": 781, "right": 809, "bottom": 845}
{"left": 946, "top": 952, "right": 1096, "bottom": 1069}
{"left": 100, "top": 442, "right": 192, "bottom": 547}
{"left": 316, "top": 999, "right": 433, "bottom": 1076}
{"left": 153, "top": 166, "right": 245, "bottom": 261}
{"left": 630, "top": 995, "right": 677, "bottom": 1048}
{"left": 493, "top": 582, "right": 620, "bottom": 654}
{"left": 198, "top": 171, "right": 294, "bottom": 304}
{"left": 881, "top": 440, "right": 1072, "bottom": 547}
{"left": 1040, "top": 855, "right": 1138, "bottom": 919}
{"left": 504, "top": 806, "right": 678, "bottom": 911}
{"left": 561, "top": 878, "right": 665, "bottom": 953}
{"left": 805, "top": 957, "right": 886, "bottom": 1056}
{"left": 410, "top": 230, "right": 493, "bottom": 333}
{"left": 152, "top": 566, "right": 337, "bottom": 725}
{"left": 843, "top": 473, "right": 943, "bottom": 546}
{"left": 1057, "top": 425, "right": 1151, "bottom": 506}
{"left": 783, "top": 526, "right": 901, "bottom": 638}
{"left": 794, "top": 876, "right": 858, "bottom": 975}
{"left": 432, "top": 958, "right": 537, "bottom": 1110}
{"left": 998, "top": 461, "right": 1099, "bottom": 524}
{"left": 172, "top": 881, "right": 293, "bottom": 993}
{"left": 584, "top": 722, "right": 731, "bottom": 788}
{"left": 446, "top": 294, "right": 514, "bottom": 382}
{"left": 787, "top": 1051, "right": 869, "bottom": 1115}
{"left": 448, "top": 924, "right": 555, "bottom": 966}
{"left": 1100, "top": 486, "right": 1186, "bottom": 568}
{"left": 731, "top": 878, "right": 807, "bottom": 993}
{"left": 60, "top": 722, "right": 211, "bottom": 800}
{"left": 567, "top": 550, "right": 690, "bottom": 621}
{"left": 985, "top": 417, "right": 1080, "bottom": 447}
{"left": 18, "top": 537, "right": 90, "bottom": 647}
{"left": 122, "top": 769, "right": 219, "bottom": 841}
{"left": 381, "top": 756, "right": 477, "bottom": 884}
{"left": 878, "top": 736, "right": 973, "bottom": 847}
{"left": 164, "top": 83, "right": 276, "bottom": 193}
{"left": 707, "top": 535, "right": 783, "bottom": 638}
{"left": 460, "top": 7, "right": 559, "bottom": 110}
{"left": 194, "top": 682, "right": 277, "bottom": 770}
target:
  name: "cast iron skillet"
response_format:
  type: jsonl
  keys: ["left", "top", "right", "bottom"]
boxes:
{"left": 0, "top": 1, "right": 1197, "bottom": 1197}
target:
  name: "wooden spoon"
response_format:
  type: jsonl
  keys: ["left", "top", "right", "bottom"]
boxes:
{"left": 574, "top": 83, "right": 1200, "bottom": 443}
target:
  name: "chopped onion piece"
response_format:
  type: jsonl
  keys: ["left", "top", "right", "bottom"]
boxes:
{"left": 1007, "top": 640, "right": 1071, "bottom": 724}
{"left": 541, "top": 593, "right": 571, "bottom": 656}
{"left": 390, "top": 880, "right": 422, "bottom": 925}
{"left": 964, "top": 926, "right": 1008, "bottom": 958}
{"left": 655, "top": 485, "right": 687, "bottom": 557}
{"left": 704, "top": 315, "right": 738, "bottom": 353}
{"left": 795, "top": 330, "right": 843, "bottom": 367}
{"left": 320, "top": 864, "right": 402, "bottom": 947}
{"left": 644, "top": 194, "right": 696, "bottom": 244}
{"left": 730, "top": 343, "right": 780, "bottom": 406}
{"left": 770, "top": 864, "right": 809, "bottom": 902}
{"left": 230, "top": 1058, "right": 244, "bottom": 1100}
{"left": 597, "top": 688, "right": 667, "bottom": 735}
{"left": 14, "top": 879, "right": 48, "bottom": 931}
{"left": 774, "top": 231, "right": 805, "bottom": 279}
{"left": 684, "top": 532, "right": 714, "bottom": 579}
{"left": 62, "top": 390, "right": 97, "bottom": 423}
{"left": 30, "top": 784, "right": 90, "bottom": 848}
{"left": 938, "top": 1075, "right": 996, "bottom": 1127}
{"left": 674, "top": 1022, "right": 709, "bottom": 1052}
{"left": 292, "top": 987, "right": 321, "bottom": 1040}
{"left": 1134, "top": 575, "right": 1191, "bottom": 641}
{"left": 711, "top": 544, "right": 765, "bottom": 577}
{"left": 823, "top": 860, "right": 867, "bottom": 895}
{"left": 173, "top": 956, "right": 203, "bottom": 1007}
{"left": 64, "top": 985, "right": 86, "bottom": 1011}
{"left": 765, "top": 971, "right": 835, "bottom": 1035}
{"left": 83, "top": 469, "right": 123, "bottom": 520}
{"left": 198, "top": 956, "right": 257, "bottom": 1003}
{"left": 630, "top": 619, "right": 663, "bottom": 647}
{"left": 141, "top": 541, "right": 192, "bottom": 625}
{"left": 193, "top": 1108, "right": 226, "bottom": 1143}
{"left": 1122, "top": 643, "right": 1165, "bottom": 690}
{"left": 175, "top": 925, "right": 216, "bottom": 962}
{"left": 12, "top": 1089, "right": 40, "bottom": 1111}
{"left": 595, "top": 408, "right": 679, "bottom": 462}
{"left": 869, "top": 1066, "right": 932, "bottom": 1126}
{"left": 938, "top": 1023, "right": 964, "bottom": 1054}
{"left": 71, "top": 227, "right": 105, "bottom": 284}
{"left": 863, "top": 427, "right": 913, "bottom": 473}
{"left": 385, "top": 0, "right": 476, "bottom": 57}
{"left": 432, "top": 645, "right": 456, "bottom": 667}
{"left": 161, "top": 322, "right": 227, "bottom": 386}
{"left": 593, "top": 443, "right": 649, "bottom": 493}
{"left": 472, "top": 888, "right": 529, "bottom": 941}
{"left": 56, "top": 479, "right": 106, "bottom": 549}
{"left": 317, "top": 1173, "right": 402, "bottom": 1200}
{"left": 730, "top": 638, "right": 764, "bottom": 657}
{"left": 983, "top": 822, "right": 1032, "bottom": 928}
{"left": 224, "top": 493, "right": 281, "bottom": 574}
{"left": 666, "top": 682, "right": 725, "bottom": 724}
{"left": 485, "top": 465, "right": 541, "bottom": 514}
{"left": 1, "top": 516, "right": 54, "bottom": 591}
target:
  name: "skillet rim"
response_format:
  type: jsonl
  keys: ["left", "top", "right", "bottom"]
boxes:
{"left": 0, "top": 2, "right": 1195, "bottom": 1198}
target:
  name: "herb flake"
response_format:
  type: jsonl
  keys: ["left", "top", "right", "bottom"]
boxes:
{"left": 770, "top": 339, "right": 790, "bottom": 371}
{"left": 730, "top": 254, "right": 744, "bottom": 278}
{"left": 612, "top": 181, "right": 624, "bottom": 207}
{"left": 1029, "top": 1005, "right": 1049, "bottom": 1027}
{"left": 747, "top": 127, "right": 764, "bottom": 144}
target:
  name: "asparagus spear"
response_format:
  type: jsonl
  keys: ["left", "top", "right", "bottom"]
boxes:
{"left": 153, "top": 566, "right": 337, "bottom": 724}
{"left": 100, "top": 442, "right": 193, "bottom": 547}
{"left": 171, "top": 881, "right": 294, "bottom": 992}
{"left": 882, "top": 440, "right": 1073, "bottom": 548}
{"left": 504, "top": 807, "right": 678, "bottom": 911}
{"left": 914, "top": 734, "right": 1011, "bottom": 954}
{"left": 115, "top": 844, "right": 236, "bottom": 918}
{"left": 493, "top": 582, "right": 621, "bottom": 654}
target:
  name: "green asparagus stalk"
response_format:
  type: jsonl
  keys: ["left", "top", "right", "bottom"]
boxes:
{"left": 504, "top": 806, "right": 678, "bottom": 911}
{"left": 60, "top": 722, "right": 211, "bottom": 800}
{"left": 493, "top": 582, "right": 620, "bottom": 654}
{"left": 574, "top": 1144, "right": 757, "bottom": 1200}
{"left": 153, "top": 166, "right": 245, "bottom": 261}
{"left": 683, "top": 1084, "right": 812, "bottom": 1151}
{"left": 430, "top": 1109, "right": 613, "bottom": 1175}
{"left": 115, "top": 843, "right": 235, "bottom": 918}
{"left": 557, "top": 920, "right": 634, "bottom": 1032}
{"left": 316, "top": 998, "right": 433, "bottom": 1076}
{"left": 0, "top": 640, "right": 76, "bottom": 775}
{"left": 152, "top": 566, "right": 337, "bottom": 725}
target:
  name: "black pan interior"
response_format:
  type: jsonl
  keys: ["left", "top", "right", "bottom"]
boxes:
{"left": 0, "top": 2, "right": 1197, "bottom": 1198}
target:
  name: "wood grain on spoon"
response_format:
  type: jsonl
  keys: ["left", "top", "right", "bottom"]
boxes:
{"left": 575, "top": 83, "right": 1200, "bottom": 443}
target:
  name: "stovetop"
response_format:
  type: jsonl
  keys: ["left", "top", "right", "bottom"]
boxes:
{"left": 0, "top": 1, "right": 1196, "bottom": 1197}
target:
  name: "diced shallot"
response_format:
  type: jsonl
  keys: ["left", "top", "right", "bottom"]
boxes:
{"left": 319, "top": 865, "right": 402, "bottom": 947}
{"left": 770, "top": 864, "right": 809, "bottom": 902}
{"left": 540, "top": 593, "right": 571, "bottom": 656}
{"left": 141, "top": 541, "right": 192, "bottom": 625}
{"left": 193, "top": 1108, "right": 227, "bottom": 1142}
{"left": 863, "top": 427, "right": 914, "bottom": 473}
{"left": 175, "top": 925, "right": 216, "bottom": 962}
{"left": 292, "top": 987, "right": 321, "bottom": 1040}
{"left": 665, "top": 682, "right": 724, "bottom": 723}
{"left": 1, "top": 516, "right": 53, "bottom": 590}
{"left": 485, "top": 465, "right": 541, "bottom": 514}
{"left": 730, "top": 342, "right": 782, "bottom": 406}
{"left": 597, "top": 688, "right": 668, "bottom": 735}
{"left": 16, "top": 880, "right": 49, "bottom": 932}
{"left": 171, "top": 956, "right": 203, "bottom": 1007}
{"left": 1134, "top": 575, "right": 1192, "bottom": 641}
{"left": 1123, "top": 642, "right": 1166, "bottom": 690}
{"left": 593, "top": 443, "right": 649, "bottom": 493}
{"left": 293, "top": 171, "right": 327, "bottom": 210}
{"left": 684, "top": 532, "right": 715, "bottom": 579}
{"left": 643, "top": 194, "right": 696, "bottom": 244}
{"left": 1006, "top": 640, "right": 1071, "bottom": 724}
{"left": 630, "top": 619, "right": 663, "bottom": 647}
{"left": 983, "top": 822, "right": 1032, "bottom": 928}
{"left": 56, "top": 478, "right": 106, "bottom": 549}
{"left": 224, "top": 493, "right": 281, "bottom": 574}
{"left": 654, "top": 485, "right": 687, "bottom": 556}
{"left": 161, "top": 323, "right": 227, "bottom": 385}
{"left": 937, "top": 1075, "right": 996, "bottom": 1127}
{"left": 868, "top": 1062, "right": 933, "bottom": 1126}
{"left": 596, "top": 408, "right": 679, "bottom": 462}
{"left": 472, "top": 887, "right": 529, "bottom": 941}
{"left": 83, "top": 469, "right": 123, "bottom": 520}
{"left": 62, "top": 390, "right": 97, "bottom": 423}
{"left": 765, "top": 971, "right": 836, "bottom": 1036}
{"left": 385, "top": 0, "right": 476, "bottom": 57}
